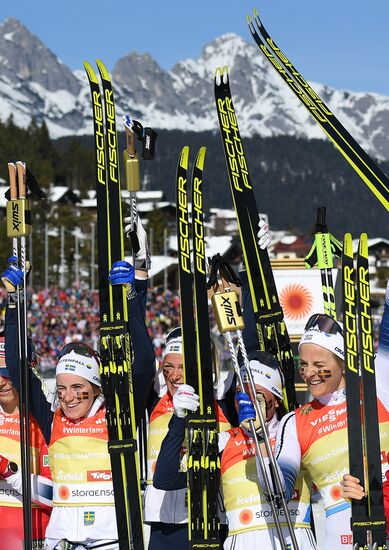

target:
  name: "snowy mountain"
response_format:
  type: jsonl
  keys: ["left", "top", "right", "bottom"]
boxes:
{"left": 1, "top": 18, "right": 389, "bottom": 159}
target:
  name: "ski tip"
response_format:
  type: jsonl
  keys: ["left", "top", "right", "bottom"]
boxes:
{"left": 195, "top": 146, "right": 207, "bottom": 170}
{"left": 253, "top": 7, "right": 259, "bottom": 18}
{"left": 214, "top": 66, "right": 229, "bottom": 86}
{"left": 179, "top": 146, "right": 190, "bottom": 168}
{"left": 247, "top": 14, "right": 252, "bottom": 25}
{"left": 358, "top": 233, "right": 369, "bottom": 258}
{"left": 96, "top": 59, "right": 110, "bottom": 81}
{"left": 83, "top": 61, "right": 98, "bottom": 83}
{"left": 343, "top": 233, "right": 353, "bottom": 257}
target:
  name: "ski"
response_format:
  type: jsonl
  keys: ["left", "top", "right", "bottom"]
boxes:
{"left": 84, "top": 60, "right": 144, "bottom": 550}
{"left": 342, "top": 233, "right": 386, "bottom": 548}
{"left": 176, "top": 146, "right": 221, "bottom": 548}
{"left": 214, "top": 67, "right": 298, "bottom": 410}
{"left": 247, "top": 10, "right": 389, "bottom": 212}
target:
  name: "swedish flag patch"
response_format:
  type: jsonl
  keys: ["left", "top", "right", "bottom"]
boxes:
{"left": 84, "top": 510, "right": 95, "bottom": 525}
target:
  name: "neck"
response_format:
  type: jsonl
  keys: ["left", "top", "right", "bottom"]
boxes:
{"left": 1, "top": 401, "right": 19, "bottom": 415}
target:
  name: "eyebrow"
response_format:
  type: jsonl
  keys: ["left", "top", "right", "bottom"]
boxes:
{"left": 163, "top": 363, "right": 183, "bottom": 368}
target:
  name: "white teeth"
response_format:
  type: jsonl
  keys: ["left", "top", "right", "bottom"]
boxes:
{"left": 309, "top": 380, "right": 322, "bottom": 385}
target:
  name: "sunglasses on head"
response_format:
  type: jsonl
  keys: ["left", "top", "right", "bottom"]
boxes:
{"left": 58, "top": 342, "right": 100, "bottom": 363}
{"left": 165, "top": 327, "right": 182, "bottom": 343}
{"left": 304, "top": 313, "right": 343, "bottom": 336}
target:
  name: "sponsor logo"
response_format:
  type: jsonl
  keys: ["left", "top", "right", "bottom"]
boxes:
{"left": 87, "top": 470, "right": 112, "bottom": 482}
{"left": 340, "top": 535, "right": 353, "bottom": 545}
{"left": 310, "top": 407, "right": 347, "bottom": 426}
{"left": 58, "top": 485, "right": 70, "bottom": 500}
{"left": 43, "top": 455, "right": 50, "bottom": 467}
{"left": 84, "top": 511, "right": 95, "bottom": 526}
{"left": 239, "top": 509, "right": 253, "bottom": 525}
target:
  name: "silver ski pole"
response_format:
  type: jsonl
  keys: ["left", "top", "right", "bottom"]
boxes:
{"left": 6, "top": 160, "right": 33, "bottom": 550}
{"left": 237, "top": 330, "right": 299, "bottom": 550}
{"left": 210, "top": 264, "right": 294, "bottom": 550}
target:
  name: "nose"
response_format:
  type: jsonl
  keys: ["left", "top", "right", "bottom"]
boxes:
{"left": 301, "top": 363, "right": 317, "bottom": 379}
{"left": 170, "top": 367, "right": 183, "bottom": 381}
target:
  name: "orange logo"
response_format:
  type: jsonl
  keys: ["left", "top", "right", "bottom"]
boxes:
{"left": 280, "top": 283, "right": 314, "bottom": 321}
{"left": 58, "top": 485, "right": 70, "bottom": 500}
{"left": 330, "top": 485, "right": 342, "bottom": 500}
{"left": 239, "top": 509, "right": 253, "bottom": 525}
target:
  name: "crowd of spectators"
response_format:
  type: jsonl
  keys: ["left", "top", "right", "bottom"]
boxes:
{"left": 0, "top": 285, "right": 384, "bottom": 375}
{"left": 0, "top": 285, "right": 184, "bottom": 373}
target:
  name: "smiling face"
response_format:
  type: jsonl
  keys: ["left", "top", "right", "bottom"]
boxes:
{"left": 0, "top": 376, "right": 19, "bottom": 414}
{"left": 162, "top": 353, "right": 184, "bottom": 397}
{"left": 299, "top": 343, "right": 345, "bottom": 398}
{"left": 56, "top": 373, "right": 100, "bottom": 420}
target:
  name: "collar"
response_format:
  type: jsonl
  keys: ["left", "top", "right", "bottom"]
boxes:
{"left": 316, "top": 387, "right": 346, "bottom": 406}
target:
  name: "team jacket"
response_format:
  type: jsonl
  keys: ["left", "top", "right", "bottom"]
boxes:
{"left": 145, "top": 391, "right": 231, "bottom": 524}
{"left": 0, "top": 409, "right": 51, "bottom": 547}
{"left": 5, "top": 278, "right": 155, "bottom": 547}
{"left": 220, "top": 417, "right": 311, "bottom": 536}
{"left": 274, "top": 299, "right": 389, "bottom": 549}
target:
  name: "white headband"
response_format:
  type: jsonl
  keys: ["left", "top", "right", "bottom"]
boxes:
{"left": 56, "top": 350, "right": 101, "bottom": 387}
{"left": 298, "top": 325, "right": 344, "bottom": 361}
{"left": 241, "top": 359, "right": 284, "bottom": 400}
{"left": 163, "top": 336, "right": 183, "bottom": 359}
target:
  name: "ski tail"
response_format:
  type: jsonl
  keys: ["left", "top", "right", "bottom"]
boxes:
{"left": 247, "top": 10, "right": 389, "bottom": 211}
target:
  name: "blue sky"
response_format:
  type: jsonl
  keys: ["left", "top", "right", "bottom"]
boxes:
{"left": 1, "top": 0, "right": 389, "bottom": 95}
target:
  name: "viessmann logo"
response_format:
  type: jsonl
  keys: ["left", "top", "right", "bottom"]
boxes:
{"left": 87, "top": 470, "right": 112, "bottom": 482}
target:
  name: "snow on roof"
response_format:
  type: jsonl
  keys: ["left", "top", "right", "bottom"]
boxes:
{"left": 49, "top": 186, "right": 71, "bottom": 202}
{"left": 351, "top": 238, "right": 389, "bottom": 251}
{"left": 137, "top": 190, "right": 164, "bottom": 201}
{"left": 80, "top": 198, "right": 97, "bottom": 208}
{"left": 206, "top": 235, "right": 233, "bottom": 258}
{"left": 209, "top": 208, "right": 237, "bottom": 219}
{"left": 279, "top": 235, "right": 298, "bottom": 245}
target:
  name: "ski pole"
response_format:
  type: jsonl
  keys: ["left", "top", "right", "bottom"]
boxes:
{"left": 6, "top": 160, "right": 33, "bottom": 550}
{"left": 209, "top": 260, "right": 298, "bottom": 550}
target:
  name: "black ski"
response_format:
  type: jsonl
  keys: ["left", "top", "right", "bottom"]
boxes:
{"left": 84, "top": 59, "right": 144, "bottom": 550}
{"left": 247, "top": 10, "right": 389, "bottom": 212}
{"left": 214, "top": 68, "right": 297, "bottom": 410}
{"left": 342, "top": 233, "right": 386, "bottom": 549}
{"left": 176, "top": 146, "right": 221, "bottom": 548}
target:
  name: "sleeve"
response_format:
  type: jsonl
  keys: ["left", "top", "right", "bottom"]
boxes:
{"left": 130, "top": 278, "right": 155, "bottom": 426}
{"left": 239, "top": 270, "right": 260, "bottom": 354}
{"left": 153, "top": 415, "right": 187, "bottom": 491}
{"left": 273, "top": 412, "right": 301, "bottom": 501}
{"left": 375, "top": 284, "right": 389, "bottom": 403}
{"left": 4, "top": 471, "right": 53, "bottom": 510}
{"left": 5, "top": 299, "right": 53, "bottom": 444}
